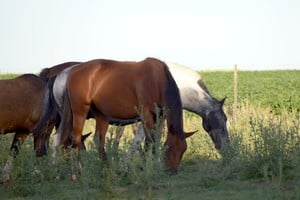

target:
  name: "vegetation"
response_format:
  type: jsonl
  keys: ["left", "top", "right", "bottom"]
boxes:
{"left": 201, "top": 70, "right": 300, "bottom": 114}
{"left": 0, "top": 70, "right": 299, "bottom": 199}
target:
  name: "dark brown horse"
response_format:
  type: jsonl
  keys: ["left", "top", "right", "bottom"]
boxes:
{"left": 0, "top": 62, "right": 84, "bottom": 157}
{"left": 0, "top": 74, "right": 53, "bottom": 184}
{"left": 0, "top": 62, "right": 88, "bottom": 184}
{"left": 0, "top": 74, "right": 51, "bottom": 156}
{"left": 46, "top": 58, "right": 194, "bottom": 173}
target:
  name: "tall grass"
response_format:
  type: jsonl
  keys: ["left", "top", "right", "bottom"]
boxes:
{"left": 1, "top": 103, "right": 299, "bottom": 199}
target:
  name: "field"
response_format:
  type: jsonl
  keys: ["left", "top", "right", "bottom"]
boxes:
{"left": 0, "top": 70, "right": 299, "bottom": 199}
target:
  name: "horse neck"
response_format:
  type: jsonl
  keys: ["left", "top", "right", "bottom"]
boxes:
{"left": 180, "top": 86, "right": 217, "bottom": 118}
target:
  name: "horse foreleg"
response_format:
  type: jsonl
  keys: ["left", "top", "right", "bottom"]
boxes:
{"left": 70, "top": 111, "right": 88, "bottom": 181}
{"left": 142, "top": 110, "right": 156, "bottom": 153}
{"left": 94, "top": 116, "right": 109, "bottom": 160}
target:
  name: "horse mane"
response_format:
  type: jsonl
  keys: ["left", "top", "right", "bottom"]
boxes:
{"left": 197, "top": 79, "right": 212, "bottom": 96}
{"left": 158, "top": 60, "right": 185, "bottom": 139}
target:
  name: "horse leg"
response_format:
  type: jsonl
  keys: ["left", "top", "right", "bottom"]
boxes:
{"left": 94, "top": 115, "right": 109, "bottom": 160}
{"left": 51, "top": 128, "right": 61, "bottom": 164}
{"left": 69, "top": 106, "right": 89, "bottom": 181}
{"left": 142, "top": 110, "right": 156, "bottom": 153}
{"left": 10, "top": 132, "right": 28, "bottom": 156}
{"left": 115, "top": 126, "right": 125, "bottom": 149}
{"left": 2, "top": 132, "right": 29, "bottom": 185}
{"left": 131, "top": 123, "right": 145, "bottom": 152}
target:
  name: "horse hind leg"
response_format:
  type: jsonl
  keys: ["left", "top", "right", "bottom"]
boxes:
{"left": 2, "top": 131, "right": 29, "bottom": 185}
{"left": 94, "top": 115, "right": 109, "bottom": 160}
{"left": 10, "top": 131, "right": 29, "bottom": 156}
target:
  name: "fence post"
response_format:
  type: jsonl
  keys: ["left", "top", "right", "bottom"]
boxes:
{"left": 233, "top": 64, "right": 238, "bottom": 122}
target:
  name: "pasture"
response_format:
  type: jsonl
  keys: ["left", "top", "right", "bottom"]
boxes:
{"left": 1, "top": 70, "right": 299, "bottom": 199}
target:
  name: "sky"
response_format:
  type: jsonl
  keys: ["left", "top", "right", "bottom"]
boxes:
{"left": 0, "top": 0, "right": 300, "bottom": 73}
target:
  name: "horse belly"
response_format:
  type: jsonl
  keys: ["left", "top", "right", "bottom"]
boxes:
{"left": 95, "top": 95, "right": 139, "bottom": 119}
{"left": 0, "top": 106, "right": 37, "bottom": 134}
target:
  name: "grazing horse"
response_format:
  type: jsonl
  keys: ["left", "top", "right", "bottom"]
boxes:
{"left": 128, "top": 63, "right": 229, "bottom": 150}
{"left": 35, "top": 58, "right": 195, "bottom": 173}
{"left": 0, "top": 74, "right": 51, "bottom": 156}
{"left": 168, "top": 63, "right": 229, "bottom": 149}
{"left": 0, "top": 62, "right": 89, "bottom": 185}
{"left": 0, "top": 74, "right": 53, "bottom": 184}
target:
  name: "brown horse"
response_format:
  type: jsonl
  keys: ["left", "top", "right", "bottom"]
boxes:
{"left": 0, "top": 74, "right": 51, "bottom": 156}
{"left": 0, "top": 74, "right": 53, "bottom": 184}
{"left": 0, "top": 62, "right": 89, "bottom": 185}
{"left": 53, "top": 58, "right": 194, "bottom": 173}
{"left": 0, "top": 62, "right": 85, "bottom": 157}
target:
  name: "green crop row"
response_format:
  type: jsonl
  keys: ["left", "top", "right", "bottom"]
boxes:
{"left": 200, "top": 70, "right": 300, "bottom": 114}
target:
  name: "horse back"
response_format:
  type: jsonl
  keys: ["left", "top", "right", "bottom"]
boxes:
{"left": 67, "top": 58, "right": 171, "bottom": 118}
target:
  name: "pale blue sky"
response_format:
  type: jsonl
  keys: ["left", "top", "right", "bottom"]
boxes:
{"left": 0, "top": 0, "right": 299, "bottom": 73}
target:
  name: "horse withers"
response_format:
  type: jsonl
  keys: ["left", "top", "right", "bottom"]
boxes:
{"left": 37, "top": 58, "right": 195, "bottom": 173}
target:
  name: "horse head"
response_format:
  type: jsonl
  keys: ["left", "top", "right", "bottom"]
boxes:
{"left": 202, "top": 97, "right": 229, "bottom": 150}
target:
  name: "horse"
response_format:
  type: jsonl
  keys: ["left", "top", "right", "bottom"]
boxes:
{"left": 0, "top": 74, "right": 53, "bottom": 184}
{"left": 116, "top": 62, "right": 229, "bottom": 150}
{"left": 37, "top": 61, "right": 229, "bottom": 151}
{"left": 35, "top": 58, "right": 196, "bottom": 174}
{"left": 0, "top": 74, "right": 51, "bottom": 155}
{"left": 0, "top": 62, "right": 90, "bottom": 185}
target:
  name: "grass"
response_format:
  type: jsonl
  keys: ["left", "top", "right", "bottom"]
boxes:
{"left": 0, "top": 70, "right": 300, "bottom": 199}
{"left": 201, "top": 70, "right": 300, "bottom": 114}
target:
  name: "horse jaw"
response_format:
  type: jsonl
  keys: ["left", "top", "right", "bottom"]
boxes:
{"left": 184, "top": 130, "right": 198, "bottom": 138}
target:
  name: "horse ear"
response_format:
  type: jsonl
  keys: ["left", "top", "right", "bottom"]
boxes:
{"left": 219, "top": 97, "right": 226, "bottom": 107}
{"left": 184, "top": 130, "right": 198, "bottom": 138}
{"left": 81, "top": 132, "right": 92, "bottom": 142}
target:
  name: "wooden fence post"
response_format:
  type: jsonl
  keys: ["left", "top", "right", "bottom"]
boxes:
{"left": 233, "top": 64, "right": 238, "bottom": 121}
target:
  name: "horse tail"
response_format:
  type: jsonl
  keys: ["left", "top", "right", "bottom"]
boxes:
{"left": 59, "top": 85, "right": 74, "bottom": 147}
{"left": 161, "top": 61, "right": 185, "bottom": 139}
{"left": 32, "top": 76, "right": 58, "bottom": 156}
{"left": 32, "top": 76, "right": 58, "bottom": 136}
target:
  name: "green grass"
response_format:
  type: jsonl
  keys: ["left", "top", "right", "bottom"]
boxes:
{"left": 0, "top": 73, "right": 19, "bottom": 80}
{"left": 201, "top": 70, "right": 300, "bottom": 114}
{"left": 1, "top": 70, "right": 299, "bottom": 199}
